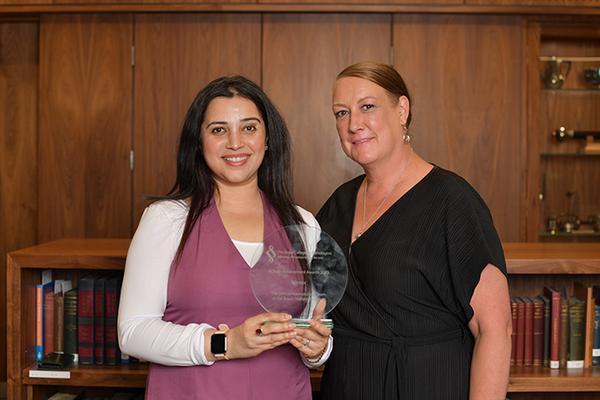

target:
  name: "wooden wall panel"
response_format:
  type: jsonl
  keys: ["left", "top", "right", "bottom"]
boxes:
{"left": 393, "top": 15, "right": 525, "bottom": 242}
{"left": 38, "top": 14, "right": 133, "bottom": 242}
{"left": 0, "top": 20, "right": 38, "bottom": 384}
{"left": 262, "top": 13, "right": 390, "bottom": 214}
{"left": 467, "top": 0, "right": 599, "bottom": 5}
{"left": 133, "top": 14, "right": 261, "bottom": 221}
{"left": 260, "top": 0, "right": 460, "bottom": 4}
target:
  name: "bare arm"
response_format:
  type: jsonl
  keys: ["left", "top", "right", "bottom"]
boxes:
{"left": 468, "top": 264, "right": 512, "bottom": 400}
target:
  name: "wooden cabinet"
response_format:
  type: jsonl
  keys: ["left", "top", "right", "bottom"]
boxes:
{"left": 38, "top": 14, "right": 134, "bottom": 242}
{"left": 526, "top": 22, "right": 600, "bottom": 243}
{"left": 7, "top": 240, "right": 600, "bottom": 399}
{"left": 6, "top": 239, "right": 134, "bottom": 400}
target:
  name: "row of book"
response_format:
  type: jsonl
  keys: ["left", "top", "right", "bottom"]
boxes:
{"left": 510, "top": 282, "right": 600, "bottom": 368}
{"left": 48, "top": 391, "right": 143, "bottom": 400}
{"left": 36, "top": 270, "right": 126, "bottom": 366}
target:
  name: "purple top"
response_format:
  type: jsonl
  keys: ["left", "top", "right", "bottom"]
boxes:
{"left": 145, "top": 197, "right": 311, "bottom": 400}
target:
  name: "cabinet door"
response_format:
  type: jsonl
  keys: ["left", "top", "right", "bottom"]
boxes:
{"left": 0, "top": 20, "right": 38, "bottom": 386}
{"left": 393, "top": 15, "right": 525, "bottom": 242}
{"left": 39, "top": 14, "right": 133, "bottom": 241}
{"left": 133, "top": 14, "right": 261, "bottom": 223}
{"left": 262, "top": 13, "right": 390, "bottom": 213}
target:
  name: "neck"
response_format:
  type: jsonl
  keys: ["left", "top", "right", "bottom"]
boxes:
{"left": 364, "top": 145, "right": 414, "bottom": 190}
{"left": 214, "top": 177, "right": 262, "bottom": 210}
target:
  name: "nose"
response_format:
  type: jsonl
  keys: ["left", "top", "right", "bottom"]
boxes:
{"left": 226, "top": 130, "right": 242, "bottom": 150}
{"left": 348, "top": 112, "right": 363, "bottom": 134}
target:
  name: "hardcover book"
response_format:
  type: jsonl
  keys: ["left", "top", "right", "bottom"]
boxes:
{"left": 539, "top": 295, "right": 550, "bottom": 367}
{"left": 64, "top": 288, "right": 78, "bottom": 357}
{"left": 568, "top": 297, "right": 585, "bottom": 368}
{"left": 573, "top": 282, "right": 594, "bottom": 367}
{"left": 78, "top": 275, "right": 96, "bottom": 364}
{"left": 533, "top": 297, "right": 544, "bottom": 366}
{"left": 544, "top": 287, "right": 561, "bottom": 369}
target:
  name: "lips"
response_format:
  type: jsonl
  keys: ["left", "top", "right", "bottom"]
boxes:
{"left": 352, "top": 137, "right": 373, "bottom": 145}
{"left": 222, "top": 154, "right": 250, "bottom": 166}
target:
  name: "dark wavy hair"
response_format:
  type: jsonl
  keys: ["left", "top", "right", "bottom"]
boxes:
{"left": 163, "top": 75, "right": 304, "bottom": 260}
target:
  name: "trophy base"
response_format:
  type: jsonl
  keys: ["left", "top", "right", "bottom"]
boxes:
{"left": 291, "top": 318, "right": 333, "bottom": 329}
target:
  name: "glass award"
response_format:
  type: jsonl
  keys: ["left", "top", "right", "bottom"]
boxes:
{"left": 249, "top": 224, "right": 348, "bottom": 329}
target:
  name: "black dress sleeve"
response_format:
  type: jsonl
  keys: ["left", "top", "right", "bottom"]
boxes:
{"left": 445, "top": 180, "right": 507, "bottom": 322}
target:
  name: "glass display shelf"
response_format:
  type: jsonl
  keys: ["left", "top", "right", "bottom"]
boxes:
{"left": 540, "top": 230, "right": 600, "bottom": 238}
{"left": 540, "top": 152, "right": 600, "bottom": 158}
{"left": 542, "top": 88, "right": 600, "bottom": 93}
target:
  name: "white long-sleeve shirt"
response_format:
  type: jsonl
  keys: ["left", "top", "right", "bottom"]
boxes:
{"left": 118, "top": 199, "right": 332, "bottom": 368}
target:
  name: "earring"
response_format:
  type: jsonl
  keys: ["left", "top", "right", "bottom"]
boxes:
{"left": 265, "top": 145, "right": 269, "bottom": 151}
{"left": 402, "top": 124, "right": 411, "bottom": 144}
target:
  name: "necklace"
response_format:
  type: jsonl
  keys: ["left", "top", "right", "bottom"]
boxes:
{"left": 353, "top": 151, "right": 412, "bottom": 241}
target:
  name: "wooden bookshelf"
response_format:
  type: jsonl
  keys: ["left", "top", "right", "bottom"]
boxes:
{"left": 7, "top": 240, "right": 600, "bottom": 399}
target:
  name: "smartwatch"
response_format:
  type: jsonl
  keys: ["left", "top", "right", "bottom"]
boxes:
{"left": 210, "top": 331, "right": 228, "bottom": 360}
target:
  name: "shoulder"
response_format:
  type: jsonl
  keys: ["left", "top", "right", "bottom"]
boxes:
{"left": 317, "top": 175, "right": 363, "bottom": 219}
{"left": 430, "top": 167, "right": 488, "bottom": 209}
{"left": 141, "top": 199, "right": 189, "bottom": 230}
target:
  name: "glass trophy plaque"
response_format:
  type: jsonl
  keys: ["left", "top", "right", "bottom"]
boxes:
{"left": 249, "top": 225, "right": 348, "bottom": 329}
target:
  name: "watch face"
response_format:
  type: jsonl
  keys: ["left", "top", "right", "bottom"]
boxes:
{"left": 211, "top": 333, "right": 226, "bottom": 355}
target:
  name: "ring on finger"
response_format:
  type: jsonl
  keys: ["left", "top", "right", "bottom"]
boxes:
{"left": 303, "top": 338, "right": 310, "bottom": 347}
{"left": 255, "top": 328, "right": 263, "bottom": 336}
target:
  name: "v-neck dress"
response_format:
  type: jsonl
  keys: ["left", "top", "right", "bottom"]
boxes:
{"left": 316, "top": 166, "right": 506, "bottom": 400}
{"left": 145, "top": 197, "right": 311, "bottom": 400}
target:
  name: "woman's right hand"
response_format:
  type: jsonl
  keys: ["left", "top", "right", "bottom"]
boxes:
{"left": 210, "top": 312, "right": 297, "bottom": 360}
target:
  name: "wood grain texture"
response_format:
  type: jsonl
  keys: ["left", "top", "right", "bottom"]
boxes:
{"left": 38, "top": 14, "right": 133, "bottom": 242}
{"left": 133, "top": 13, "right": 260, "bottom": 223}
{"left": 259, "top": 0, "right": 460, "bottom": 4}
{"left": 467, "top": 0, "right": 600, "bottom": 5}
{"left": 526, "top": 22, "right": 543, "bottom": 242}
{"left": 0, "top": 21, "right": 38, "bottom": 384}
{"left": 393, "top": 14, "right": 525, "bottom": 242}
{"left": 1, "top": 3, "right": 600, "bottom": 14}
{"left": 262, "top": 13, "right": 390, "bottom": 213}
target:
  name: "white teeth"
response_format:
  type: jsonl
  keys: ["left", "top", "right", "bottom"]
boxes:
{"left": 224, "top": 156, "right": 247, "bottom": 162}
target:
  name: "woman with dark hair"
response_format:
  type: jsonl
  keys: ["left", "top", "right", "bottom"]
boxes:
{"left": 317, "top": 62, "right": 511, "bottom": 400}
{"left": 118, "top": 76, "right": 332, "bottom": 400}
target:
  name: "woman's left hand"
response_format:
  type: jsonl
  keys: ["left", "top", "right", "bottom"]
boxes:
{"left": 290, "top": 299, "right": 331, "bottom": 359}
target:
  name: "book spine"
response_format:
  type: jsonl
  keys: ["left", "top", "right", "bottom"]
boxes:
{"left": 64, "top": 289, "right": 78, "bottom": 356}
{"left": 540, "top": 295, "right": 550, "bottom": 367}
{"left": 44, "top": 291, "right": 55, "bottom": 355}
{"left": 516, "top": 298, "right": 525, "bottom": 366}
{"left": 560, "top": 300, "right": 569, "bottom": 368}
{"left": 524, "top": 297, "right": 534, "bottom": 366}
{"left": 510, "top": 297, "right": 517, "bottom": 366}
{"left": 54, "top": 295, "right": 65, "bottom": 353}
{"left": 36, "top": 284, "right": 43, "bottom": 364}
{"left": 573, "top": 282, "right": 594, "bottom": 367}
{"left": 104, "top": 276, "right": 121, "bottom": 365}
{"left": 533, "top": 298, "right": 544, "bottom": 366}
{"left": 94, "top": 277, "right": 106, "bottom": 365}
{"left": 594, "top": 304, "right": 600, "bottom": 366}
{"left": 78, "top": 277, "right": 95, "bottom": 364}
{"left": 545, "top": 288, "right": 561, "bottom": 369}
{"left": 568, "top": 299, "right": 585, "bottom": 368}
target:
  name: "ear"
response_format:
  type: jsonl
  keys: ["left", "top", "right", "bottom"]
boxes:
{"left": 398, "top": 95, "right": 410, "bottom": 125}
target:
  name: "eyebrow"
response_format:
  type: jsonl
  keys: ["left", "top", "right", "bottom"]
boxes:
{"left": 332, "top": 96, "right": 378, "bottom": 108}
{"left": 205, "top": 117, "right": 262, "bottom": 128}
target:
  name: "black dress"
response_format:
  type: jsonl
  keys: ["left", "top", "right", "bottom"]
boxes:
{"left": 317, "top": 166, "right": 506, "bottom": 400}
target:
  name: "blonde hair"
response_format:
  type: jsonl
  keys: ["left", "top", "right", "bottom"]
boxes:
{"left": 337, "top": 62, "right": 412, "bottom": 127}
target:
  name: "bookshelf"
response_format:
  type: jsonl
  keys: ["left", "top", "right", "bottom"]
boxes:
{"left": 527, "top": 22, "right": 600, "bottom": 243}
{"left": 7, "top": 240, "right": 600, "bottom": 399}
